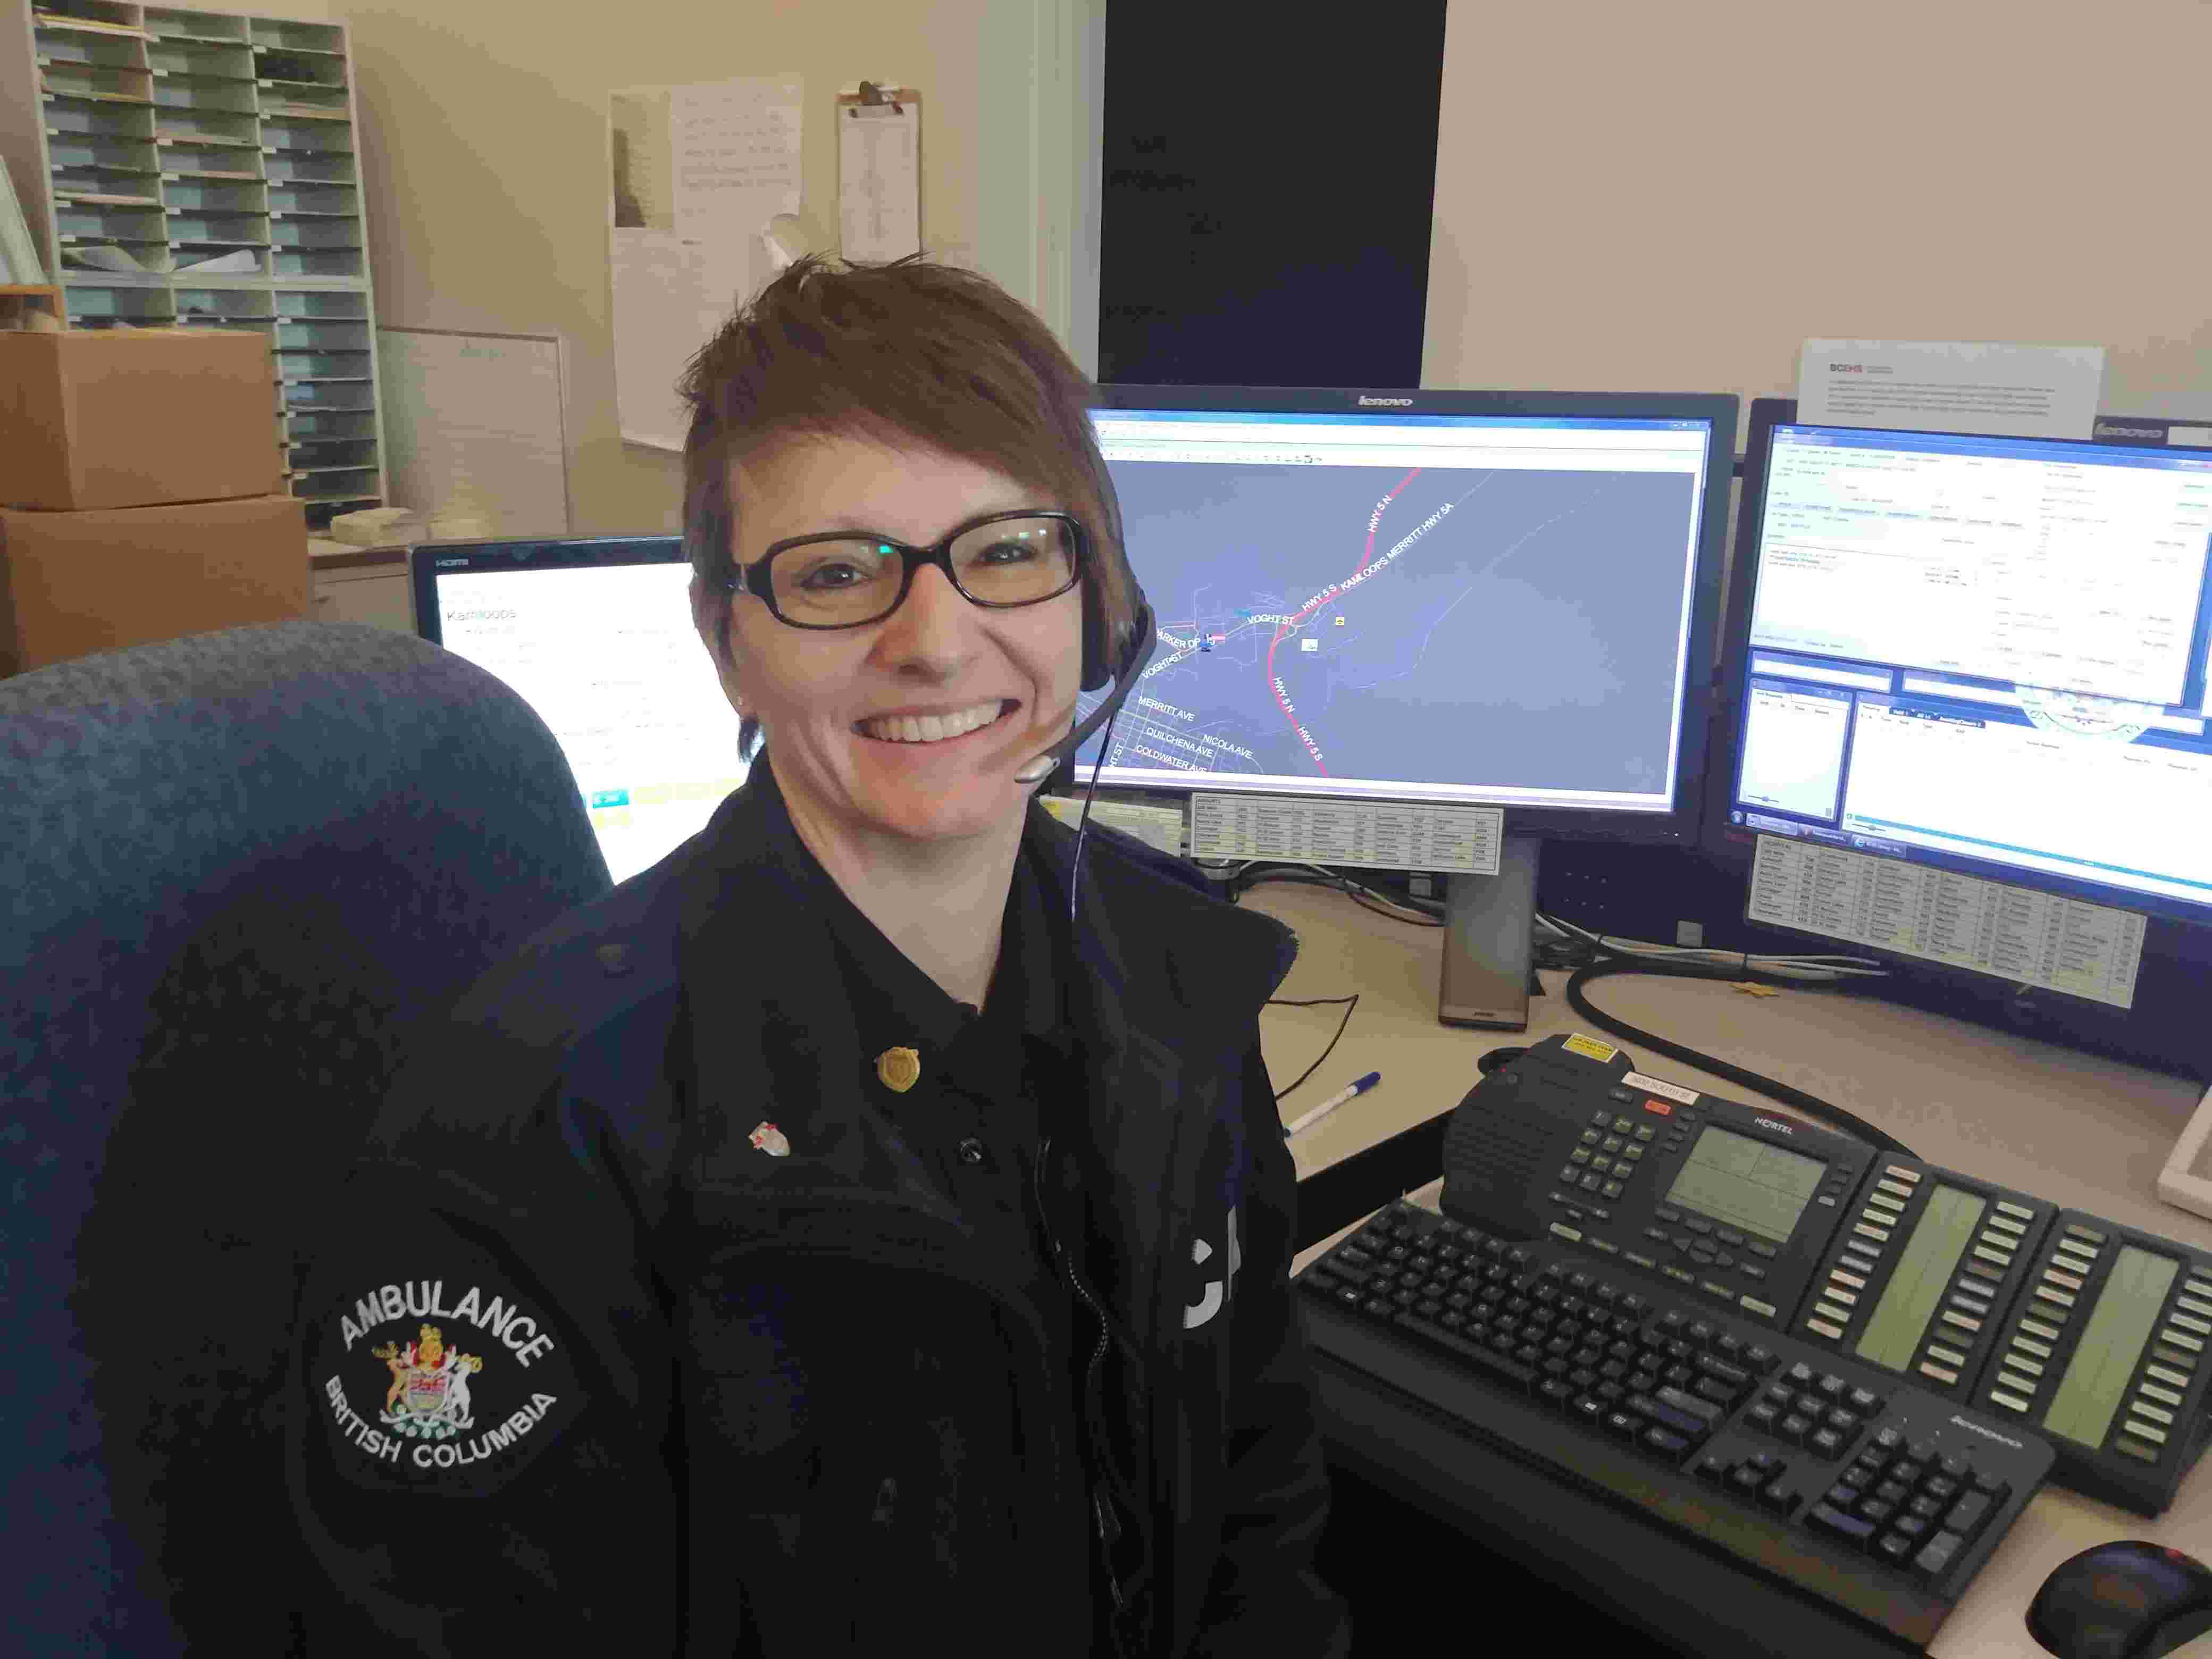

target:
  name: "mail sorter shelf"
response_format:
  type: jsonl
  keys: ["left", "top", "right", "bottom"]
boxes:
{"left": 46, "top": 132, "right": 157, "bottom": 173}
{"left": 269, "top": 216, "right": 357, "bottom": 251}
{"left": 54, "top": 200, "right": 164, "bottom": 242}
{"left": 265, "top": 181, "right": 355, "bottom": 215}
{"left": 147, "top": 6, "right": 252, "bottom": 43}
{"left": 175, "top": 284, "right": 269, "bottom": 322}
{"left": 61, "top": 282, "right": 171, "bottom": 324}
{"left": 286, "top": 408, "right": 378, "bottom": 445}
{"left": 261, "top": 115, "right": 351, "bottom": 153}
{"left": 163, "top": 177, "right": 265, "bottom": 213}
{"left": 279, "top": 348, "right": 368, "bottom": 380}
{"left": 246, "top": 16, "right": 344, "bottom": 53}
{"left": 13, "top": 3, "right": 388, "bottom": 530}
{"left": 269, "top": 248, "right": 362, "bottom": 281}
{"left": 37, "top": 24, "right": 145, "bottom": 70}
{"left": 153, "top": 104, "right": 256, "bottom": 145}
{"left": 289, "top": 438, "right": 378, "bottom": 475}
{"left": 152, "top": 72, "right": 257, "bottom": 116}
{"left": 272, "top": 314, "right": 366, "bottom": 350}
{"left": 38, "top": 58, "right": 152, "bottom": 103}
{"left": 40, "top": 90, "right": 153, "bottom": 139}
{"left": 293, "top": 475, "right": 380, "bottom": 506}
{"left": 39, "top": 77, "right": 153, "bottom": 108}
{"left": 165, "top": 210, "right": 266, "bottom": 242}
{"left": 274, "top": 288, "right": 364, "bottom": 320}
{"left": 146, "top": 36, "right": 254, "bottom": 77}
{"left": 259, "top": 91, "right": 347, "bottom": 121}
{"left": 263, "top": 149, "right": 351, "bottom": 186}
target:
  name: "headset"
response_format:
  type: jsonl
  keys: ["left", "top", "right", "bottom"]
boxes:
{"left": 1012, "top": 558, "right": 1158, "bottom": 925}
{"left": 1011, "top": 552, "right": 1159, "bottom": 1644}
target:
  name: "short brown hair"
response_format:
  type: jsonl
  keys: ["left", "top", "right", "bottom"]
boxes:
{"left": 678, "top": 252, "right": 1137, "bottom": 761}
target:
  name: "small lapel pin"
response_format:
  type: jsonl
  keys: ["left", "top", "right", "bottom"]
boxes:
{"left": 749, "top": 1120, "right": 790, "bottom": 1157}
{"left": 876, "top": 1046, "right": 921, "bottom": 1093}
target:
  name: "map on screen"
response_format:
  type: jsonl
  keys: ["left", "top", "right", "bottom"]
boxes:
{"left": 1075, "top": 460, "right": 1698, "bottom": 799}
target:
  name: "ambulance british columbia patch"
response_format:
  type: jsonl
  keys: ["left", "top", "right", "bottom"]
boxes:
{"left": 311, "top": 1267, "right": 586, "bottom": 1498}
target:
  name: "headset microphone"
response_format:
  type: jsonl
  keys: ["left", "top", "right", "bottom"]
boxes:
{"left": 1012, "top": 599, "right": 1157, "bottom": 786}
{"left": 1012, "top": 599, "right": 1157, "bottom": 924}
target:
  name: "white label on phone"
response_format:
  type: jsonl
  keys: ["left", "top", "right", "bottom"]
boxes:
{"left": 1623, "top": 1071, "right": 1698, "bottom": 1106}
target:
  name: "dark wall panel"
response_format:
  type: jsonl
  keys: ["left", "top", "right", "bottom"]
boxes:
{"left": 1100, "top": 9, "right": 1448, "bottom": 389}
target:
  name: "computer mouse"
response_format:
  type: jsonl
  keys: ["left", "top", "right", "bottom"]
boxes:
{"left": 2027, "top": 1540, "right": 2212, "bottom": 1659}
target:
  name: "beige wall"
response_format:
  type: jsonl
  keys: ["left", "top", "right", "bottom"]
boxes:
{"left": 1424, "top": 0, "right": 2212, "bottom": 444}
{"left": 324, "top": 0, "right": 1081, "bottom": 538}
{"left": 319, "top": 0, "right": 2206, "bottom": 543}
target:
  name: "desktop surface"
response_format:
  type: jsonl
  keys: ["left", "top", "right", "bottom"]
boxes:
{"left": 1246, "top": 877, "right": 2210, "bottom": 1658}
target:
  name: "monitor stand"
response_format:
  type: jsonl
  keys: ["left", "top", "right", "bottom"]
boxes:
{"left": 1438, "top": 834, "right": 1541, "bottom": 1031}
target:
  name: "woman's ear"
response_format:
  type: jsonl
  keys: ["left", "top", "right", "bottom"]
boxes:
{"left": 701, "top": 616, "right": 746, "bottom": 716}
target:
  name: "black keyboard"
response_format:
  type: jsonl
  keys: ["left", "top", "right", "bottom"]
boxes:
{"left": 1298, "top": 1201, "right": 2057, "bottom": 1648}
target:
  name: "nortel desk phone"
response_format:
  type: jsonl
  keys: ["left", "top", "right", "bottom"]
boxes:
{"left": 1440, "top": 1033, "right": 2211, "bottom": 1515}
{"left": 1296, "top": 1032, "right": 2211, "bottom": 1647}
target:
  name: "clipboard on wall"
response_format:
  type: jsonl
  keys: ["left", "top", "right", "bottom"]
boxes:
{"left": 835, "top": 81, "right": 923, "bottom": 262}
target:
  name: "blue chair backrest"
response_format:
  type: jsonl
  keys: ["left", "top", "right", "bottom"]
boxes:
{"left": 1, "top": 619, "right": 611, "bottom": 1654}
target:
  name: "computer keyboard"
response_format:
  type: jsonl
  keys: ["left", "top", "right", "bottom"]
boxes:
{"left": 1298, "top": 1199, "right": 2056, "bottom": 1648}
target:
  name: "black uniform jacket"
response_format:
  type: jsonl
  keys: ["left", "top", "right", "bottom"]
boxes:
{"left": 284, "top": 755, "right": 1353, "bottom": 1658}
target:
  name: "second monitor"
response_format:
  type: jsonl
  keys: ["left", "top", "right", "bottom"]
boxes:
{"left": 1074, "top": 385, "right": 1739, "bottom": 1027}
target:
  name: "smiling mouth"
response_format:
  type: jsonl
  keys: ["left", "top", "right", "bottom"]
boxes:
{"left": 853, "top": 698, "right": 1019, "bottom": 745}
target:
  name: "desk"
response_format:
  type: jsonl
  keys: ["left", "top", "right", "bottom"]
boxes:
{"left": 307, "top": 537, "right": 414, "bottom": 633}
{"left": 1246, "top": 879, "right": 2212, "bottom": 1658}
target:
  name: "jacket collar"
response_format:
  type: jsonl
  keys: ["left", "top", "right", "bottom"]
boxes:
{"left": 678, "top": 755, "right": 1297, "bottom": 1086}
{"left": 667, "top": 755, "right": 1297, "bottom": 1290}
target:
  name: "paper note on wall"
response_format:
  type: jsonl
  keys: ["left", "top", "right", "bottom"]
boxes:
{"left": 1797, "top": 339, "right": 2106, "bottom": 440}
{"left": 609, "top": 75, "right": 801, "bottom": 452}
{"left": 671, "top": 78, "right": 802, "bottom": 242}
{"left": 839, "top": 100, "right": 920, "bottom": 262}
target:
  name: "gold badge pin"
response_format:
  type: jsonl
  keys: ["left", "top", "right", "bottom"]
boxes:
{"left": 876, "top": 1045, "right": 921, "bottom": 1093}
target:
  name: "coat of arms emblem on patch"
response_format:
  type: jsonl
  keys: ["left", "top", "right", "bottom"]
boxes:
{"left": 371, "top": 1322, "right": 484, "bottom": 1439}
{"left": 317, "top": 1271, "right": 586, "bottom": 1495}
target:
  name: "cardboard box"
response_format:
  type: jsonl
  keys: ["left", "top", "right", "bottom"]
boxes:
{"left": 0, "top": 494, "right": 310, "bottom": 675}
{"left": 0, "top": 329, "right": 283, "bottom": 511}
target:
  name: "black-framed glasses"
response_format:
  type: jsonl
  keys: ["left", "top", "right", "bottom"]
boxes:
{"left": 720, "top": 508, "right": 1088, "bottom": 630}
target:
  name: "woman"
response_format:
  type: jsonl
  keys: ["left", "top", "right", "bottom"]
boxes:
{"left": 285, "top": 253, "right": 1352, "bottom": 1659}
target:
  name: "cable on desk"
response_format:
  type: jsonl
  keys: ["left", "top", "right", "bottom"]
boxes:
{"left": 1563, "top": 957, "right": 1920, "bottom": 1159}
{"left": 1232, "top": 866, "right": 1444, "bottom": 928}
{"left": 1533, "top": 919, "right": 1603, "bottom": 975}
{"left": 1231, "top": 874, "right": 1905, "bottom": 1149}
{"left": 1541, "top": 912, "right": 1888, "bottom": 982}
{"left": 1263, "top": 993, "right": 1361, "bottom": 1101}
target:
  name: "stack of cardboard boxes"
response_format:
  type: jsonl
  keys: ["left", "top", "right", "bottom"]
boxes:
{"left": 0, "top": 329, "right": 310, "bottom": 678}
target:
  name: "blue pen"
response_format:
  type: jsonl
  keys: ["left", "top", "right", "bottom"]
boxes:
{"left": 1285, "top": 1070, "right": 1381, "bottom": 1138}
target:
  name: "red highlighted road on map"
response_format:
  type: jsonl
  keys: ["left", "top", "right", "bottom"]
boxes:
{"left": 1264, "top": 468, "right": 1425, "bottom": 774}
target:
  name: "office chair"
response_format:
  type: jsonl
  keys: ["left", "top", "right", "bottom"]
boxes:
{"left": 0, "top": 619, "right": 613, "bottom": 1655}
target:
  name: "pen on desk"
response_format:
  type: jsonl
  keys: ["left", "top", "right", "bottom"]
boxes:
{"left": 1285, "top": 1070, "right": 1381, "bottom": 1138}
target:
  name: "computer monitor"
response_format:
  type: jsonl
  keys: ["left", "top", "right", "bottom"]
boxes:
{"left": 1073, "top": 385, "right": 1739, "bottom": 1026}
{"left": 1705, "top": 413, "right": 2212, "bottom": 1006}
{"left": 412, "top": 535, "right": 745, "bottom": 886}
